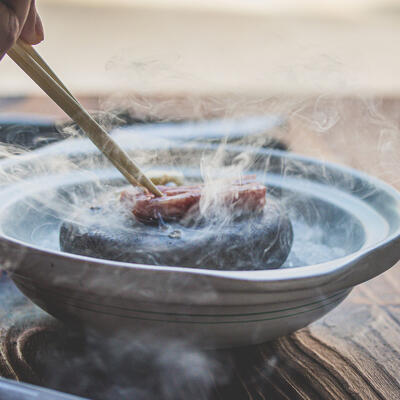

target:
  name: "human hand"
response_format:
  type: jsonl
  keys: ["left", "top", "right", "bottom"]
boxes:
{"left": 0, "top": 0, "right": 44, "bottom": 61}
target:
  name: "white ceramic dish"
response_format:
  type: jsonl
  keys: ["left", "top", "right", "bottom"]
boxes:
{"left": 0, "top": 136, "right": 399, "bottom": 348}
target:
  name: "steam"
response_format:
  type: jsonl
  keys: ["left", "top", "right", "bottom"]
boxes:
{"left": 198, "top": 141, "right": 251, "bottom": 220}
{"left": 0, "top": 94, "right": 388, "bottom": 273}
{"left": 0, "top": 70, "right": 399, "bottom": 399}
{"left": 36, "top": 329, "right": 231, "bottom": 400}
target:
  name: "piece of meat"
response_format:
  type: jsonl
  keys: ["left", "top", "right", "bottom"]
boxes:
{"left": 120, "top": 177, "right": 267, "bottom": 224}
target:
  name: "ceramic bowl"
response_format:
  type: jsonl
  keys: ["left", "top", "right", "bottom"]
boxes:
{"left": 0, "top": 135, "right": 399, "bottom": 348}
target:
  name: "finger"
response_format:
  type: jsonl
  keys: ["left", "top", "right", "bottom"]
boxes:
{"left": 0, "top": 0, "right": 31, "bottom": 59}
{"left": 20, "top": 0, "right": 44, "bottom": 45}
{"left": 2, "top": 0, "right": 31, "bottom": 24}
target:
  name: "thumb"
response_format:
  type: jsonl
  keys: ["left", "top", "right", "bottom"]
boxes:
{"left": 20, "top": 0, "right": 44, "bottom": 45}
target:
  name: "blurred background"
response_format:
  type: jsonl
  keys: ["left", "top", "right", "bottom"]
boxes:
{"left": 1, "top": 0, "right": 400, "bottom": 96}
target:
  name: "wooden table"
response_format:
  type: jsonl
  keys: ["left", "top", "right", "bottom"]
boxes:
{"left": 0, "top": 95, "right": 399, "bottom": 399}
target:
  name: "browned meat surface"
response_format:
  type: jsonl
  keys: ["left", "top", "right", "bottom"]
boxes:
{"left": 120, "top": 177, "right": 267, "bottom": 223}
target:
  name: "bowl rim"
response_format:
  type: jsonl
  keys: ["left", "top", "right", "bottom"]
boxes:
{"left": 1, "top": 142, "right": 400, "bottom": 292}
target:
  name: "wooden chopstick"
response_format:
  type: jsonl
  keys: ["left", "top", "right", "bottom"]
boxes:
{"left": 7, "top": 39, "right": 163, "bottom": 197}
{"left": 16, "top": 40, "right": 77, "bottom": 102}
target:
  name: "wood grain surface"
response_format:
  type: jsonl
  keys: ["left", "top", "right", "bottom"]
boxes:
{"left": 0, "top": 95, "right": 399, "bottom": 400}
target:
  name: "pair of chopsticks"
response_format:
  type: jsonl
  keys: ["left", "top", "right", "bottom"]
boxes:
{"left": 7, "top": 39, "right": 163, "bottom": 197}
